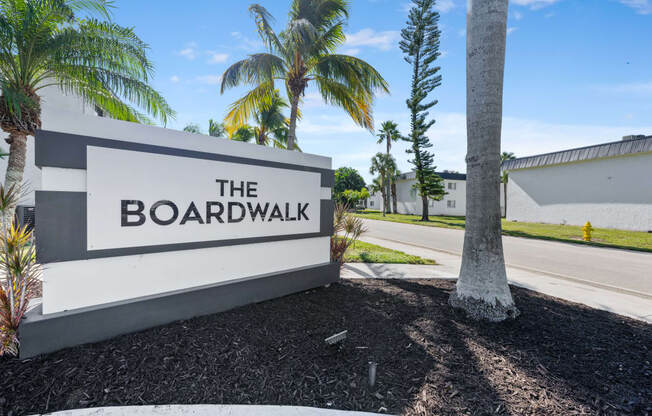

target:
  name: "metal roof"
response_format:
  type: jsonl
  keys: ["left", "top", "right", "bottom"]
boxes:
{"left": 398, "top": 171, "right": 467, "bottom": 181}
{"left": 502, "top": 136, "right": 652, "bottom": 171}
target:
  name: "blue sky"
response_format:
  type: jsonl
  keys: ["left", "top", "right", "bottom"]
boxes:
{"left": 111, "top": 0, "right": 651, "bottom": 183}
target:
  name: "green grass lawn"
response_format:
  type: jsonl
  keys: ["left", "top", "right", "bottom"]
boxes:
{"left": 355, "top": 210, "right": 652, "bottom": 253}
{"left": 343, "top": 239, "right": 436, "bottom": 264}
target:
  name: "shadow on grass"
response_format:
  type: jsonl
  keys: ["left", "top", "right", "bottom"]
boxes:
{"left": 2, "top": 280, "right": 650, "bottom": 415}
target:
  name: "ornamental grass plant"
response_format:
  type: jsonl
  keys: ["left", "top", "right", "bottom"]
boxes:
{"left": 0, "top": 185, "right": 41, "bottom": 356}
{"left": 330, "top": 202, "right": 366, "bottom": 265}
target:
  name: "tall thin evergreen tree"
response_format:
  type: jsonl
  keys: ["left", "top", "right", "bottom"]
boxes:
{"left": 400, "top": 0, "right": 446, "bottom": 221}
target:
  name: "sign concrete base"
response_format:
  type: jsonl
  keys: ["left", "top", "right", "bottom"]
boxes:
{"left": 19, "top": 262, "right": 339, "bottom": 358}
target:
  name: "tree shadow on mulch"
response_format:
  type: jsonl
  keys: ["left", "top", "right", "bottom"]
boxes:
{"left": 1, "top": 279, "right": 650, "bottom": 416}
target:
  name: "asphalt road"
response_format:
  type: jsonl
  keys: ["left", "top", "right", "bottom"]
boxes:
{"left": 361, "top": 218, "right": 652, "bottom": 297}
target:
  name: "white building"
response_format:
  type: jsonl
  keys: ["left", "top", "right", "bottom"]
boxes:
{"left": 0, "top": 86, "right": 99, "bottom": 206}
{"left": 367, "top": 171, "right": 484, "bottom": 217}
{"left": 502, "top": 135, "right": 652, "bottom": 232}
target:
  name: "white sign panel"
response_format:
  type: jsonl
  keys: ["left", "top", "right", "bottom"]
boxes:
{"left": 86, "top": 146, "right": 322, "bottom": 251}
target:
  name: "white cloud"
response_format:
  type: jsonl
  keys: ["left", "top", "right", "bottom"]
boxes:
{"left": 507, "top": 27, "right": 518, "bottom": 35}
{"left": 619, "top": 0, "right": 652, "bottom": 14}
{"left": 207, "top": 52, "right": 229, "bottom": 64}
{"left": 511, "top": 0, "right": 560, "bottom": 10}
{"left": 593, "top": 80, "right": 652, "bottom": 95}
{"left": 344, "top": 29, "right": 400, "bottom": 51}
{"left": 436, "top": 0, "right": 456, "bottom": 13}
{"left": 401, "top": 0, "right": 455, "bottom": 13}
{"left": 513, "top": 11, "right": 524, "bottom": 20}
{"left": 178, "top": 42, "right": 199, "bottom": 60}
{"left": 194, "top": 75, "right": 223, "bottom": 85}
{"left": 298, "top": 110, "right": 652, "bottom": 182}
{"left": 341, "top": 48, "right": 361, "bottom": 56}
{"left": 230, "top": 31, "right": 263, "bottom": 51}
{"left": 170, "top": 75, "right": 180, "bottom": 83}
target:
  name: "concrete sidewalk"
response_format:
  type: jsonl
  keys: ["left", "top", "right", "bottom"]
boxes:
{"left": 37, "top": 405, "right": 384, "bottom": 416}
{"left": 343, "top": 236, "right": 652, "bottom": 323}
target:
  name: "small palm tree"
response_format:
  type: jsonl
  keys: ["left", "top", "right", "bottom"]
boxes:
{"left": 250, "top": 90, "right": 288, "bottom": 146}
{"left": 370, "top": 152, "right": 397, "bottom": 217}
{"left": 377, "top": 121, "right": 403, "bottom": 214}
{"left": 230, "top": 125, "right": 255, "bottom": 143}
{"left": 208, "top": 119, "right": 226, "bottom": 137}
{"left": 0, "top": 0, "right": 174, "bottom": 223}
{"left": 221, "top": 1, "right": 389, "bottom": 151}
{"left": 183, "top": 123, "right": 202, "bottom": 134}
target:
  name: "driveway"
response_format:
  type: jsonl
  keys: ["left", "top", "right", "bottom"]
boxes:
{"left": 360, "top": 218, "right": 652, "bottom": 297}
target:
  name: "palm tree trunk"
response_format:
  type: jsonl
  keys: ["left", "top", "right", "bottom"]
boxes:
{"left": 380, "top": 173, "right": 386, "bottom": 217}
{"left": 287, "top": 95, "right": 300, "bottom": 151}
{"left": 2, "top": 132, "right": 28, "bottom": 227}
{"left": 449, "top": 0, "right": 518, "bottom": 321}
{"left": 385, "top": 136, "right": 391, "bottom": 214}
{"left": 391, "top": 182, "right": 397, "bottom": 213}
{"left": 257, "top": 129, "right": 266, "bottom": 146}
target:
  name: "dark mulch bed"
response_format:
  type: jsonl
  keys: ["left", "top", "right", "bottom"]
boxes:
{"left": 1, "top": 280, "right": 650, "bottom": 416}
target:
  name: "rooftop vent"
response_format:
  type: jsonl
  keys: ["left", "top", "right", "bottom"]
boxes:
{"left": 622, "top": 135, "right": 647, "bottom": 141}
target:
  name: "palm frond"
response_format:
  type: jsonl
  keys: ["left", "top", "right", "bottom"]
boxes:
{"left": 223, "top": 82, "right": 275, "bottom": 135}
{"left": 290, "top": 0, "right": 349, "bottom": 32}
{"left": 315, "top": 76, "right": 373, "bottom": 130}
{"left": 220, "top": 53, "right": 285, "bottom": 93}
{"left": 64, "top": 0, "right": 113, "bottom": 19}
{"left": 248, "top": 4, "right": 284, "bottom": 53}
{"left": 311, "top": 54, "right": 389, "bottom": 96}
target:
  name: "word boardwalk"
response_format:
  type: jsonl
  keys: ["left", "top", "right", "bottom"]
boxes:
{"left": 122, "top": 179, "right": 310, "bottom": 226}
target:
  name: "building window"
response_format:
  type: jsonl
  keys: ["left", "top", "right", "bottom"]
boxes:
{"left": 448, "top": 182, "right": 456, "bottom": 190}
{"left": 447, "top": 200, "right": 456, "bottom": 208}
{"left": 429, "top": 199, "right": 435, "bottom": 207}
{"left": 410, "top": 189, "right": 417, "bottom": 199}
{"left": 370, "top": 201, "right": 374, "bottom": 207}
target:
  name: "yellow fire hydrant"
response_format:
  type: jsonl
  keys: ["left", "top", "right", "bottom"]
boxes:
{"left": 582, "top": 221, "right": 593, "bottom": 242}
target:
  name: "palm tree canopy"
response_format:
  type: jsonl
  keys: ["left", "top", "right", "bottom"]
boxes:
{"left": 0, "top": 0, "right": 174, "bottom": 135}
{"left": 376, "top": 120, "right": 402, "bottom": 145}
{"left": 183, "top": 123, "right": 202, "bottom": 134}
{"left": 208, "top": 119, "right": 226, "bottom": 137}
{"left": 370, "top": 152, "right": 397, "bottom": 177}
{"left": 221, "top": 0, "right": 389, "bottom": 149}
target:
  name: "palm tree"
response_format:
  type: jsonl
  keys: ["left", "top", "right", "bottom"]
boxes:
{"left": 208, "top": 119, "right": 226, "bottom": 137}
{"left": 183, "top": 123, "right": 202, "bottom": 134}
{"left": 0, "top": 0, "right": 173, "bottom": 223}
{"left": 370, "top": 153, "right": 396, "bottom": 217}
{"left": 377, "top": 121, "right": 402, "bottom": 214}
{"left": 220, "top": 1, "right": 389, "bottom": 151}
{"left": 230, "top": 125, "right": 255, "bottom": 143}
{"left": 237, "top": 89, "right": 288, "bottom": 146}
{"left": 500, "top": 151, "right": 515, "bottom": 217}
{"left": 449, "top": 0, "right": 518, "bottom": 321}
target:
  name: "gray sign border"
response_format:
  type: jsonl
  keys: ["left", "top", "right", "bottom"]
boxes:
{"left": 35, "top": 130, "right": 334, "bottom": 264}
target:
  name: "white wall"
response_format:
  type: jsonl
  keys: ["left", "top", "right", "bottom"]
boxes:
{"left": 366, "top": 192, "right": 384, "bottom": 211}
{"left": 40, "top": 114, "right": 333, "bottom": 313}
{"left": 506, "top": 153, "right": 652, "bottom": 231}
{"left": 394, "top": 178, "right": 467, "bottom": 216}
{"left": 0, "top": 85, "right": 98, "bottom": 205}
